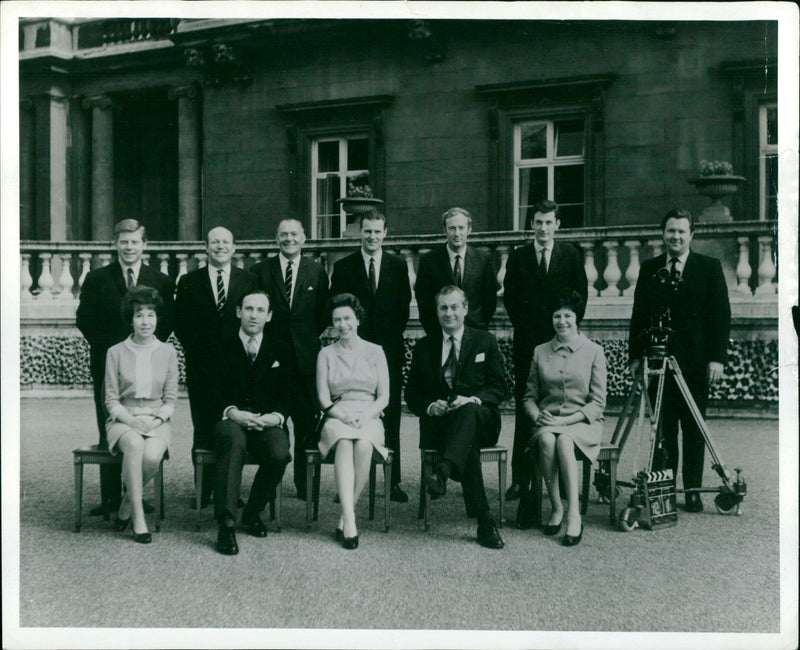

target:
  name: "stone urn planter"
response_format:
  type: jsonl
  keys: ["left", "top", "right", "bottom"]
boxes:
{"left": 689, "top": 161, "right": 745, "bottom": 222}
{"left": 336, "top": 197, "right": 385, "bottom": 236}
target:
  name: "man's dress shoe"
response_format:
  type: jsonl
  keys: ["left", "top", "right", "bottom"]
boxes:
{"left": 426, "top": 466, "right": 447, "bottom": 498}
{"left": 216, "top": 526, "right": 239, "bottom": 555}
{"left": 242, "top": 515, "right": 267, "bottom": 538}
{"left": 477, "top": 521, "right": 505, "bottom": 549}
{"left": 390, "top": 484, "right": 409, "bottom": 503}
{"left": 684, "top": 492, "right": 704, "bottom": 513}
{"left": 515, "top": 500, "right": 537, "bottom": 530}
{"left": 505, "top": 483, "right": 521, "bottom": 501}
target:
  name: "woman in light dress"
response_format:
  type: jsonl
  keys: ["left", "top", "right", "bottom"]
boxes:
{"left": 316, "top": 293, "right": 390, "bottom": 549}
{"left": 104, "top": 286, "right": 178, "bottom": 544}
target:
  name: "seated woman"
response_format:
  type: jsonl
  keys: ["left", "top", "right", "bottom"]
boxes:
{"left": 516, "top": 289, "right": 607, "bottom": 547}
{"left": 104, "top": 286, "right": 178, "bottom": 544}
{"left": 316, "top": 293, "right": 390, "bottom": 550}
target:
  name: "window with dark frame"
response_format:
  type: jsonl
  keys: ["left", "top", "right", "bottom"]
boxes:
{"left": 759, "top": 102, "right": 778, "bottom": 221}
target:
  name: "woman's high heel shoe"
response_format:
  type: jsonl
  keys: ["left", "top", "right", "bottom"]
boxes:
{"left": 561, "top": 523, "right": 584, "bottom": 547}
{"left": 114, "top": 516, "right": 131, "bottom": 531}
{"left": 342, "top": 535, "right": 359, "bottom": 550}
{"left": 543, "top": 515, "right": 563, "bottom": 536}
{"left": 132, "top": 530, "right": 152, "bottom": 544}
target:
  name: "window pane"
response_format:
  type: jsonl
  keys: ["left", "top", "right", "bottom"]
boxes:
{"left": 554, "top": 164, "right": 584, "bottom": 228}
{"left": 316, "top": 175, "right": 341, "bottom": 238}
{"left": 765, "top": 154, "right": 778, "bottom": 220}
{"left": 520, "top": 122, "right": 547, "bottom": 160}
{"left": 518, "top": 167, "right": 547, "bottom": 229}
{"left": 554, "top": 119, "right": 584, "bottom": 157}
{"left": 557, "top": 205, "right": 583, "bottom": 230}
{"left": 767, "top": 106, "right": 777, "bottom": 146}
{"left": 318, "top": 141, "right": 339, "bottom": 173}
{"left": 347, "top": 137, "right": 369, "bottom": 171}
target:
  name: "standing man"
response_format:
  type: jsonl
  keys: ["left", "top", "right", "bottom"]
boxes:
{"left": 253, "top": 219, "right": 330, "bottom": 500}
{"left": 211, "top": 290, "right": 291, "bottom": 555}
{"left": 503, "top": 199, "right": 587, "bottom": 502}
{"left": 415, "top": 207, "right": 498, "bottom": 337}
{"left": 629, "top": 208, "right": 730, "bottom": 512}
{"left": 175, "top": 227, "right": 257, "bottom": 507}
{"left": 76, "top": 219, "right": 175, "bottom": 516}
{"left": 405, "top": 286, "right": 507, "bottom": 549}
{"left": 330, "top": 210, "right": 412, "bottom": 503}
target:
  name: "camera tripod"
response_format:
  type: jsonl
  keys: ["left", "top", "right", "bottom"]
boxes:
{"left": 593, "top": 352, "right": 747, "bottom": 531}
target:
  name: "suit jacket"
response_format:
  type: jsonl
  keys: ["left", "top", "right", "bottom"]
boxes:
{"left": 405, "top": 326, "right": 508, "bottom": 448}
{"left": 214, "top": 333, "right": 292, "bottom": 422}
{"left": 415, "top": 245, "right": 498, "bottom": 337}
{"left": 503, "top": 240, "right": 587, "bottom": 355}
{"left": 76, "top": 260, "right": 175, "bottom": 372}
{"left": 629, "top": 251, "right": 731, "bottom": 376}
{"left": 252, "top": 255, "right": 330, "bottom": 378}
{"left": 330, "top": 250, "right": 411, "bottom": 368}
{"left": 174, "top": 265, "right": 258, "bottom": 362}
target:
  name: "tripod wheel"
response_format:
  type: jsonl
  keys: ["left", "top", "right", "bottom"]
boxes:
{"left": 714, "top": 492, "right": 741, "bottom": 516}
{"left": 618, "top": 507, "right": 639, "bottom": 532}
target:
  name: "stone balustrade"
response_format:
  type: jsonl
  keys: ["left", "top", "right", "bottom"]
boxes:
{"left": 19, "top": 221, "right": 778, "bottom": 322}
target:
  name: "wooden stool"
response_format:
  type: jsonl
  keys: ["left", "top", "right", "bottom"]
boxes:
{"left": 73, "top": 444, "right": 164, "bottom": 532}
{"left": 192, "top": 449, "right": 282, "bottom": 530}
{"left": 305, "top": 449, "right": 393, "bottom": 532}
{"left": 418, "top": 445, "right": 507, "bottom": 531}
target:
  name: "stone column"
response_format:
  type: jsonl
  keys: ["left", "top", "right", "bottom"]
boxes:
{"left": 19, "top": 99, "right": 36, "bottom": 239}
{"left": 169, "top": 85, "right": 202, "bottom": 240}
{"left": 83, "top": 95, "right": 114, "bottom": 240}
{"left": 33, "top": 93, "right": 69, "bottom": 240}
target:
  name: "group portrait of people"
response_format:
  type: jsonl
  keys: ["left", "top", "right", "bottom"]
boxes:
{"left": 76, "top": 199, "right": 731, "bottom": 555}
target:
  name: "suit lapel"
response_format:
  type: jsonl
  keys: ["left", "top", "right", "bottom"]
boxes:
{"left": 270, "top": 256, "right": 290, "bottom": 306}
{"left": 462, "top": 246, "right": 475, "bottom": 284}
{"left": 111, "top": 261, "right": 127, "bottom": 294}
{"left": 457, "top": 328, "right": 474, "bottom": 374}
{"left": 438, "top": 247, "right": 456, "bottom": 284}
{"left": 292, "top": 256, "right": 308, "bottom": 307}
{"left": 201, "top": 267, "right": 217, "bottom": 308}
{"left": 355, "top": 252, "right": 372, "bottom": 296}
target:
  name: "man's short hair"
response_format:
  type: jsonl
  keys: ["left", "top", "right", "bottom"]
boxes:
{"left": 114, "top": 219, "right": 147, "bottom": 241}
{"left": 434, "top": 284, "right": 468, "bottom": 307}
{"left": 660, "top": 208, "right": 694, "bottom": 232}
{"left": 359, "top": 209, "right": 387, "bottom": 228}
{"left": 121, "top": 285, "right": 162, "bottom": 323}
{"left": 527, "top": 199, "right": 560, "bottom": 229}
{"left": 276, "top": 218, "right": 305, "bottom": 236}
{"left": 206, "top": 226, "right": 235, "bottom": 244}
{"left": 441, "top": 207, "right": 472, "bottom": 229}
{"left": 237, "top": 289, "right": 271, "bottom": 310}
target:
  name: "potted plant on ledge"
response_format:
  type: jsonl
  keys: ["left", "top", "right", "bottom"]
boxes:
{"left": 689, "top": 160, "right": 746, "bottom": 221}
{"left": 336, "top": 173, "right": 384, "bottom": 236}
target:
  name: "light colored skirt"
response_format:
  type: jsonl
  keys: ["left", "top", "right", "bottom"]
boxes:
{"left": 318, "top": 399, "right": 389, "bottom": 461}
{"left": 529, "top": 420, "right": 603, "bottom": 464}
{"left": 106, "top": 407, "right": 172, "bottom": 455}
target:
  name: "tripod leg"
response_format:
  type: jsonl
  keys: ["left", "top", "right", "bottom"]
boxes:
{"left": 644, "top": 367, "right": 667, "bottom": 472}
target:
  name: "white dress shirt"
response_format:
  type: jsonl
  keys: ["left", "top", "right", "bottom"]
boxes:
{"left": 279, "top": 253, "right": 300, "bottom": 306}
{"left": 446, "top": 245, "right": 467, "bottom": 277}
{"left": 533, "top": 242, "right": 552, "bottom": 269}
{"left": 207, "top": 263, "right": 231, "bottom": 298}
{"left": 120, "top": 260, "right": 142, "bottom": 286}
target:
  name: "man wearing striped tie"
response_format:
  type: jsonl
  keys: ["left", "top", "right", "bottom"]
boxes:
{"left": 77, "top": 219, "right": 175, "bottom": 517}
{"left": 175, "top": 227, "right": 257, "bottom": 507}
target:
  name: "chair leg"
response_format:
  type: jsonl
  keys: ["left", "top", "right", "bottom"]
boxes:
{"left": 581, "top": 460, "right": 591, "bottom": 516}
{"left": 422, "top": 456, "right": 432, "bottom": 531}
{"left": 532, "top": 454, "right": 544, "bottom": 528}
{"left": 154, "top": 461, "right": 163, "bottom": 532}
{"left": 417, "top": 456, "right": 427, "bottom": 521}
{"left": 498, "top": 454, "right": 507, "bottom": 528}
{"left": 73, "top": 459, "right": 83, "bottom": 532}
{"left": 368, "top": 459, "right": 376, "bottom": 521}
{"left": 383, "top": 456, "right": 392, "bottom": 533}
{"left": 195, "top": 459, "right": 203, "bottom": 530}
{"left": 312, "top": 459, "right": 321, "bottom": 522}
{"left": 275, "top": 479, "right": 282, "bottom": 533}
{"left": 305, "top": 457, "right": 314, "bottom": 526}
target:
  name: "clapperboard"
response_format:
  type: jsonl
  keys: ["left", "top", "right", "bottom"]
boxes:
{"left": 637, "top": 469, "right": 678, "bottom": 530}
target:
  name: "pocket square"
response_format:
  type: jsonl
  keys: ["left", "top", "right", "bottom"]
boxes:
{"left": 475, "top": 352, "right": 485, "bottom": 362}
{"left": 306, "top": 286, "right": 314, "bottom": 291}
{"left": 271, "top": 360, "right": 280, "bottom": 368}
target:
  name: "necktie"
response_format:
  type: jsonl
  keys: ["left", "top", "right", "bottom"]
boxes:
{"left": 368, "top": 257, "right": 377, "bottom": 295}
{"left": 442, "top": 335, "right": 458, "bottom": 389}
{"left": 126, "top": 268, "right": 135, "bottom": 289}
{"left": 669, "top": 257, "right": 679, "bottom": 283}
{"left": 246, "top": 336, "right": 258, "bottom": 363}
{"left": 540, "top": 248, "right": 548, "bottom": 275}
{"left": 216, "top": 269, "right": 226, "bottom": 318}
{"left": 285, "top": 260, "right": 293, "bottom": 304}
{"left": 453, "top": 255, "right": 462, "bottom": 287}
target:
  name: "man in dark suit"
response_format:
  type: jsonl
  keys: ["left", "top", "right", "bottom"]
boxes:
{"left": 405, "top": 285, "right": 507, "bottom": 549}
{"left": 211, "top": 290, "right": 291, "bottom": 555}
{"left": 253, "top": 219, "right": 330, "bottom": 499}
{"left": 629, "top": 208, "right": 731, "bottom": 512}
{"left": 330, "top": 210, "right": 412, "bottom": 503}
{"left": 175, "top": 226, "right": 258, "bottom": 506}
{"left": 414, "top": 207, "right": 498, "bottom": 337}
{"left": 503, "top": 199, "right": 587, "bottom": 502}
{"left": 76, "top": 219, "right": 175, "bottom": 516}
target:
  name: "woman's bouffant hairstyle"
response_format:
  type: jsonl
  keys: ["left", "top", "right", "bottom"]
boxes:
{"left": 122, "top": 285, "right": 163, "bottom": 324}
{"left": 328, "top": 293, "right": 366, "bottom": 323}
{"left": 546, "top": 288, "right": 586, "bottom": 324}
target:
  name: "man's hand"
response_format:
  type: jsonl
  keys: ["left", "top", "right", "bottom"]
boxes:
{"left": 428, "top": 400, "right": 451, "bottom": 417}
{"left": 448, "top": 395, "right": 479, "bottom": 409}
{"left": 229, "top": 408, "right": 263, "bottom": 430}
{"left": 707, "top": 361, "right": 724, "bottom": 385}
{"left": 629, "top": 359, "right": 642, "bottom": 378}
{"left": 255, "top": 413, "right": 282, "bottom": 428}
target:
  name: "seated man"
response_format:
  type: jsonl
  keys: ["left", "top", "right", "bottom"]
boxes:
{"left": 212, "top": 290, "right": 291, "bottom": 555}
{"left": 405, "top": 285, "right": 508, "bottom": 549}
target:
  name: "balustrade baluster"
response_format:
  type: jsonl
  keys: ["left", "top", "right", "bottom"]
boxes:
{"left": 735, "top": 237, "right": 753, "bottom": 295}
{"left": 496, "top": 246, "right": 510, "bottom": 296}
{"left": 233, "top": 253, "right": 246, "bottom": 269}
{"left": 194, "top": 252, "right": 207, "bottom": 270}
{"left": 157, "top": 253, "right": 171, "bottom": 277}
{"left": 600, "top": 241, "right": 622, "bottom": 297}
{"left": 755, "top": 236, "right": 777, "bottom": 295}
{"left": 248, "top": 252, "right": 262, "bottom": 269}
{"left": 21, "top": 253, "right": 33, "bottom": 300}
{"left": 402, "top": 249, "right": 418, "bottom": 305}
{"left": 579, "top": 243, "right": 599, "bottom": 297}
{"left": 175, "top": 254, "right": 189, "bottom": 286}
{"left": 78, "top": 253, "right": 92, "bottom": 290}
{"left": 142, "top": 253, "right": 151, "bottom": 267}
{"left": 98, "top": 253, "right": 112, "bottom": 268}
{"left": 623, "top": 241, "right": 641, "bottom": 297}
{"left": 58, "top": 253, "right": 75, "bottom": 300}
{"left": 37, "top": 252, "right": 54, "bottom": 299}
{"left": 648, "top": 239, "right": 664, "bottom": 258}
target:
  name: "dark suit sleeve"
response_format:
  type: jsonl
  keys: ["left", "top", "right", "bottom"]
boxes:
{"left": 174, "top": 275, "right": 197, "bottom": 351}
{"left": 414, "top": 255, "right": 437, "bottom": 336}
{"left": 156, "top": 274, "right": 176, "bottom": 342}
{"left": 480, "top": 252, "right": 499, "bottom": 324}
{"left": 395, "top": 256, "right": 412, "bottom": 331}
{"left": 315, "top": 265, "right": 331, "bottom": 335}
{"left": 706, "top": 258, "right": 731, "bottom": 364}
{"left": 329, "top": 259, "right": 346, "bottom": 297}
{"left": 405, "top": 339, "right": 432, "bottom": 418}
{"left": 629, "top": 261, "right": 653, "bottom": 362}
{"left": 569, "top": 245, "right": 589, "bottom": 298}
{"left": 476, "top": 334, "right": 507, "bottom": 406}
{"left": 76, "top": 271, "right": 103, "bottom": 343}
{"left": 502, "top": 249, "right": 524, "bottom": 327}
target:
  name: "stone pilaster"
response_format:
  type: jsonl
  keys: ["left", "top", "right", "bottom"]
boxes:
{"left": 33, "top": 93, "right": 69, "bottom": 241}
{"left": 83, "top": 95, "right": 114, "bottom": 241}
{"left": 169, "top": 84, "right": 202, "bottom": 240}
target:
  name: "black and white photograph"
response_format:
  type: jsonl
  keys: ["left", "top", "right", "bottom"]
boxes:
{"left": 1, "top": 2, "right": 797, "bottom": 649}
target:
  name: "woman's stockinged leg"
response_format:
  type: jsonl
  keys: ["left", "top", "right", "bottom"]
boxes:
{"left": 142, "top": 437, "right": 167, "bottom": 487}
{"left": 556, "top": 434, "right": 581, "bottom": 536}
{"left": 538, "top": 432, "right": 563, "bottom": 525}
{"left": 352, "top": 439, "right": 373, "bottom": 506}
{"left": 334, "top": 440, "right": 357, "bottom": 538}
{"left": 116, "top": 431, "right": 147, "bottom": 534}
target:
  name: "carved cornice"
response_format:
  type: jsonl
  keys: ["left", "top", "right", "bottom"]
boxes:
{"left": 168, "top": 84, "right": 199, "bottom": 101}
{"left": 81, "top": 95, "right": 114, "bottom": 111}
